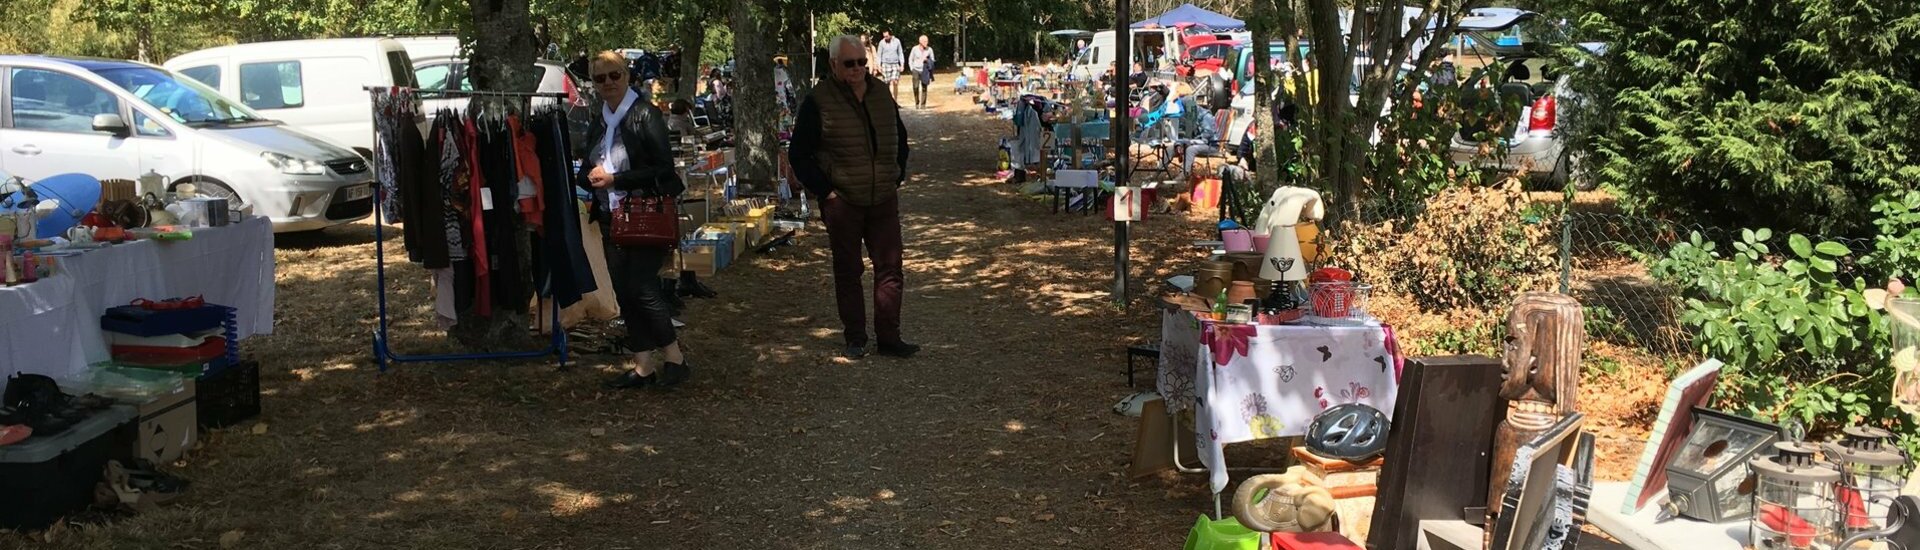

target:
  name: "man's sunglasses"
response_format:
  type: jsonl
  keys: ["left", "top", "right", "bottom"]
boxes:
{"left": 841, "top": 58, "right": 869, "bottom": 69}
{"left": 592, "top": 71, "right": 624, "bottom": 84}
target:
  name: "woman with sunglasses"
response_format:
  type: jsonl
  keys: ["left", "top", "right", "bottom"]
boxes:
{"left": 579, "top": 51, "right": 691, "bottom": 389}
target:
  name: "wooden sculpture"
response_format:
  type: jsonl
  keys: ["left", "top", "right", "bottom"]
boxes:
{"left": 1485, "top": 292, "right": 1583, "bottom": 539}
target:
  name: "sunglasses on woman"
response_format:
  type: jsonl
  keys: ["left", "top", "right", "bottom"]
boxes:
{"left": 841, "top": 58, "right": 868, "bottom": 69}
{"left": 592, "top": 71, "right": 624, "bottom": 84}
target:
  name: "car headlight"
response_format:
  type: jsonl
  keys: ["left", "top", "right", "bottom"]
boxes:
{"left": 260, "top": 151, "right": 327, "bottom": 175}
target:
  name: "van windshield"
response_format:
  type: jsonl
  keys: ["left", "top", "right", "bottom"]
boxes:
{"left": 90, "top": 67, "right": 269, "bottom": 127}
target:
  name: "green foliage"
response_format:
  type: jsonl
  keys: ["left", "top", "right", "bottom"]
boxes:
{"left": 1650, "top": 192, "right": 1920, "bottom": 440}
{"left": 1562, "top": 0, "right": 1920, "bottom": 237}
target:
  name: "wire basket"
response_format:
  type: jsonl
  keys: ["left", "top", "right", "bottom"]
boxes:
{"left": 1309, "top": 282, "right": 1372, "bottom": 319}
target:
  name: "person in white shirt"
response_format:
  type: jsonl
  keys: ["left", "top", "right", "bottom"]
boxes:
{"left": 907, "top": 35, "right": 935, "bottom": 109}
{"left": 877, "top": 31, "right": 906, "bottom": 97}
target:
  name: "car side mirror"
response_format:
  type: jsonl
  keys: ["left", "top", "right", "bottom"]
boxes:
{"left": 92, "top": 114, "right": 131, "bottom": 138}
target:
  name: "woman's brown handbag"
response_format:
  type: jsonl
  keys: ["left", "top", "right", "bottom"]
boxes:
{"left": 610, "top": 195, "right": 679, "bottom": 247}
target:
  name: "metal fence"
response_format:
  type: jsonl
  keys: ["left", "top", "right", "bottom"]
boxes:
{"left": 1311, "top": 195, "right": 1877, "bottom": 374}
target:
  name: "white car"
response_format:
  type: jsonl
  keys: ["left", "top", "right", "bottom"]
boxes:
{"left": 165, "top": 37, "right": 419, "bottom": 157}
{"left": 0, "top": 55, "right": 373, "bottom": 232}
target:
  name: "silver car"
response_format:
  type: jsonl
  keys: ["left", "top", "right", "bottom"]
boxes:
{"left": 1446, "top": 9, "right": 1601, "bottom": 190}
{"left": 0, "top": 55, "right": 373, "bottom": 232}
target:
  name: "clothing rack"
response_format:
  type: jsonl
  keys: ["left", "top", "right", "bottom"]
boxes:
{"left": 362, "top": 86, "right": 569, "bottom": 371}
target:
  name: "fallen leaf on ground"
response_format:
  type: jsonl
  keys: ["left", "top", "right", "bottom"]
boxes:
{"left": 1034, "top": 513, "right": 1056, "bottom": 521}
{"left": 938, "top": 520, "right": 956, "bottom": 526}
{"left": 995, "top": 516, "right": 1018, "bottom": 524}
{"left": 875, "top": 489, "right": 896, "bottom": 500}
{"left": 251, "top": 423, "right": 268, "bottom": 435}
{"left": 1069, "top": 527, "right": 1086, "bottom": 534}
{"left": 589, "top": 428, "right": 605, "bottom": 437}
{"left": 219, "top": 530, "right": 244, "bottom": 548}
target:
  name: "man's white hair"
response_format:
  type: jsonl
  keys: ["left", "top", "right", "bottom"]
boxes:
{"left": 830, "top": 35, "right": 864, "bottom": 61}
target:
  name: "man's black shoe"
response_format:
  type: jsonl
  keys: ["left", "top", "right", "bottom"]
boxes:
{"left": 876, "top": 342, "right": 921, "bottom": 358}
{"left": 843, "top": 345, "right": 869, "bottom": 359}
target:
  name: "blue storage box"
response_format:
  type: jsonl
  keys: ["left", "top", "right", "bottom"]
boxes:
{"left": 100, "top": 303, "right": 230, "bottom": 337}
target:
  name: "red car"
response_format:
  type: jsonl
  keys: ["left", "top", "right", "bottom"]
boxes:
{"left": 1179, "top": 36, "right": 1243, "bottom": 78}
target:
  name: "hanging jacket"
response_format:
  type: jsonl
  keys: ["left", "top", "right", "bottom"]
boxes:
{"left": 789, "top": 74, "right": 909, "bottom": 207}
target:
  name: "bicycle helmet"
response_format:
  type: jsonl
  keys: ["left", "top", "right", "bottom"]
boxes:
{"left": 1305, "top": 403, "right": 1389, "bottom": 461}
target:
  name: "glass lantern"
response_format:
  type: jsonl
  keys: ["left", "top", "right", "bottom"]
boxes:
{"left": 1750, "top": 441, "right": 1843, "bottom": 550}
{"left": 1823, "top": 426, "right": 1909, "bottom": 539}
{"left": 1660, "top": 408, "right": 1782, "bottom": 522}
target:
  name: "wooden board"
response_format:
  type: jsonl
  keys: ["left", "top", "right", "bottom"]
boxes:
{"left": 1368, "top": 356, "right": 1507, "bottom": 550}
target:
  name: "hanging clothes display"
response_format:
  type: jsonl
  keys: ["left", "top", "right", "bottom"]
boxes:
{"left": 376, "top": 90, "right": 596, "bottom": 333}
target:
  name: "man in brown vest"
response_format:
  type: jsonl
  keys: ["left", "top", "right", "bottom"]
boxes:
{"left": 790, "top": 35, "right": 919, "bottom": 360}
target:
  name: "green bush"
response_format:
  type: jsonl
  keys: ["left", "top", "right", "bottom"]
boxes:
{"left": 1561, "top": 0, "right": 1920, "bottom": 237}
{"left": 1650, "top": 192, "right": 1920, "bottom": 448}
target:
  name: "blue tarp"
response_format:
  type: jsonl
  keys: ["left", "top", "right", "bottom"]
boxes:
{"left": 1131, "top": 3, "right": 1245, "bottom": 30}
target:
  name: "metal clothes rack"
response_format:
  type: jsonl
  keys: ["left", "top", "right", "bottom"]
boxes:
{"left": 363, "top": 86, "right": 569, "bottom": 371}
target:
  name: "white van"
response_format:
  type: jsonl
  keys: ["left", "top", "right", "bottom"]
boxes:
{"left": 0, "top": 56, "right": 373, "bottom": 232}
{"left": 1069, "top": 28, "right": 1189, "bottom": 81}
{"left": 164, "top": 38, "right": 418, "bottom": 157}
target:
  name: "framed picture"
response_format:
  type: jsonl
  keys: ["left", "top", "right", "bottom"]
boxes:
{"left": 1490, "top": 412, "right": 1589, "bottom": 550}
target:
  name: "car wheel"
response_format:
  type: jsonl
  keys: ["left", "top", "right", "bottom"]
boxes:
{"left": 172, "top": 179, "right": 248, "bottom": 209}
{"left": 1556, "top": 149, "right": 1598, "bottom": 191}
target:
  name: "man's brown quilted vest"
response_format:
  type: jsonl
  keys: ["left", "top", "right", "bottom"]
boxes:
{"left": 811, "top": 74, "right": 903, "bottom": 206}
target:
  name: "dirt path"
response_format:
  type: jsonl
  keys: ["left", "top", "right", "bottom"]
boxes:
{"left": 22, "top": 80, "right": 1237, "bottom": 549}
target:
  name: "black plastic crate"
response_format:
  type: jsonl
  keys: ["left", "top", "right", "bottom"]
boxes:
{"left": 0, "top": 406, "right": 137, "bottom": 530}
{"left": 197, "top": 360, "right": 259, "bottom": 429}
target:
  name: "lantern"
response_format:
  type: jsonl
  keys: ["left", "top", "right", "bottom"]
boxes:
{"left": 1823, "top": 426, "right": 1909, "bottom": 538}
{"left": 1750, "top": 442, "right": 1843, "bottom": 550}
{"left": 1660, "top": 408, "right": 1782, "bottom": 522}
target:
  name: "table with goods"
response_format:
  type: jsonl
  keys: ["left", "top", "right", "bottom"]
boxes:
{"left": 1, "top": 171, "right": 267, "bottom": 531}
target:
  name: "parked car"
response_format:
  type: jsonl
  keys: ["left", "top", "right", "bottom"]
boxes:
{"left": 164, "top": 37, "right": 419, "bottom": 157}
{"left": 1179, "top": 36, "right": 1242, "bottom": 78}
{"left": 0, "top": 55, "right": 373, "bottom": 232}
{"left": 1447, "top": 8, "right": 1599, "bottom": 190}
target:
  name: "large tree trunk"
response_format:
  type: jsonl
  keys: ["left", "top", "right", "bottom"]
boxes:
{"left": 453, "top": 0, "right": 538, "bottom": 348}
{"left": 465, "top": 0, "right": 540, "bottom": 93}
{"left": 673, "top": 13, "right": 705, "bottom": 98}
{"left": 730, "top": 0, "right": 781, "bottom": 189}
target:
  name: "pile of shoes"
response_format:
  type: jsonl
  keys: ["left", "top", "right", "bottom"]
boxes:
{"left": 1, "top": 374, "right": 114, "bottom": 439}
{"left": 95, "top": 458, "right": 188, "bottom": 512}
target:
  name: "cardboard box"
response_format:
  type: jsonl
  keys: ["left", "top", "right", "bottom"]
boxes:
{"left": 134, "top": 380, "right": 197, "bottom": 464}
{"left": 681, "top": 238, "right": 729, "bottom": 276}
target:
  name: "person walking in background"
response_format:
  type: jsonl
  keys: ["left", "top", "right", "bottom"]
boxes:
{"left": 908, "top": 35, "right": 935, "bottom": 109}
{"left": 864, "top": 35, "right": 880, "bottom": 77}
{"left": 789, "top": 35, "right": 920, "bottom": 360}
{"left": 578, "top": 51, "right": 692, "bottom": 390}
{"left": 877, "top": 31, "right": 906, "bottom": 98}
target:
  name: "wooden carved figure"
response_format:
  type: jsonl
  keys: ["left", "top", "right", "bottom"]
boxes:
{"left": 1485, "top": 292, "right": 1583, "bottom": 538}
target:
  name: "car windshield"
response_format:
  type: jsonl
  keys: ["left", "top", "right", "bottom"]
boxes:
{"left": 90, "top": 67, "right": 268, "bottom": 127}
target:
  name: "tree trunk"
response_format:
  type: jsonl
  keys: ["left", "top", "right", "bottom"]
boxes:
{"left": 452, "top": 0, "right": 538, "bottom": 348}
{"left": 674, "top": 13, "right": 705, "bottom": 98}
{"left": 780, "top": 0, "right": 814, "bottom": 98}
{"left": 465, "top": 0, "right": 540, "bottom": 93}
{"left": 730, "top": 0, "right": 780, "bottom": 189}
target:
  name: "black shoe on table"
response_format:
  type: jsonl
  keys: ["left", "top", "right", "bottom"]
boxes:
{"left": 661, "top": 362, "right": 693, "bottom": 386}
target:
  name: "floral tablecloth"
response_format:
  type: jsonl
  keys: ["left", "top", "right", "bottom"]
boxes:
{"left": 1158, "top": 309, "right": 1403, "bottom": 493}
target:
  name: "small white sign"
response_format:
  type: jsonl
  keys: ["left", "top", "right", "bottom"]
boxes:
{"left": 1113, "top": 186, "right": 1143, "bottom": 222}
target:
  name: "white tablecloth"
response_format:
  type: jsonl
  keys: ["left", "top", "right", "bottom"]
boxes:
{"left": 1159, "top": 309, "right": 1403, "bottom": 493}
{"left": 0, "top": 217, "right": 276, "bottom": 381}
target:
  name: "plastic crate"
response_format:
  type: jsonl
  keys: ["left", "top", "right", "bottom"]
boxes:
{"left": 100, "top": 303, "right": 229, "bottom": 337}
{"left": 0, "top": 406, "right": 136, "bottom": 530}
{"left": 197, "top": 360, "right": 259, "bottom": 429}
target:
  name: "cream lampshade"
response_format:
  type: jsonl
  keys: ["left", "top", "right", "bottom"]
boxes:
{"left": 1257, "top": 187, "right": 1324, "bottom": 281}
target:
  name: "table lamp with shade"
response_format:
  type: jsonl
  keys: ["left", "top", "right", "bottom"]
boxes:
{"left": 1255, "top": 187, "right": 1324, "bottom": 298}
